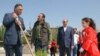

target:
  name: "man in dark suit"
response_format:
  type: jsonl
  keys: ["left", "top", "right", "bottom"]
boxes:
{"left": 3, "top": 3, "right": 25, "bottom": 56}
{"left": 57, "top": 19, "right": 74, "bottom": 56}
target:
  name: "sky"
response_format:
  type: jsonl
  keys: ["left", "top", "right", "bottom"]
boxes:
{"left": 0, "top": 0, "right": 100, "bottom": 30}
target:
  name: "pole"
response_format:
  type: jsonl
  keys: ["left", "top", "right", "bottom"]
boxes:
{"left": 19, "top": 25, "right": 34, "bottom": 56}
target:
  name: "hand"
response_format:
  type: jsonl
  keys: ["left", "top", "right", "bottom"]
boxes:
{"left": 13, "top": 12, "right": 18, "bottom": 19}
{"left": 79, "top": 47, "right": 84, "bottom": 53}
{"left": 15, "top": 18, "right": 21, "bottom": 26}
{"left": 48, "top": 45, "right": 51, "bottom": 49}
{"left": 71, "top": 46, "right": 74, "bottom": 49}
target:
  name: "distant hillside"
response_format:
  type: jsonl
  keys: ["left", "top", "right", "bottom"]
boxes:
{"left": 50, "top": 28, "right": 58, "bottom": 40}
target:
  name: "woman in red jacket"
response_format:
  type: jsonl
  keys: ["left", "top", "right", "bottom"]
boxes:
{"left": 79, "top": 17, "right": 100, "bottom": 56}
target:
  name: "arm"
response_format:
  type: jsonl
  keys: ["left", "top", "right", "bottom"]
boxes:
{"left": 82, "top": 30, "right": 94, "bottom": 51}
{"left": 3, "top": 13, "right": 15, "bottom": 27}
{"left": 70, "top": 28, "right": 74, "bottom": 46}
{"left": 47, "top": 23, "right": 51, "bottom": 44}
{"left": 31, "top": 25, "right": 36, "bottom": 45}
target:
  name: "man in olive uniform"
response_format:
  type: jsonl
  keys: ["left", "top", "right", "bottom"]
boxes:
{"left": 31, "top": 13, "right": 50, "bottom": 56}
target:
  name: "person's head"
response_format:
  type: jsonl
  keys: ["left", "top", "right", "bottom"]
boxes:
{"left": 62, "top": 19, "right": 68, "bottom": 27}
{"left": 82, "top": 17, "right": 96, "bottom": 30}
{"left": 73, "top": 28, "right": 77, "bottom": 33}
{"left": 37, "top": 13, "right": 45, "bottom": 22}
{"left": 14, "top": 3, "right": 23, "bottom": 15}
{"left": 52, "top": 39, "right": 55, "bottom": 41}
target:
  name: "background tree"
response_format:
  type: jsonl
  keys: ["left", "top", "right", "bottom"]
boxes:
{"left": 0, "top": 25, "right": 5, "bottom": 41}
{"left": 0, "top": 25, "right": 5, "bottom": 46}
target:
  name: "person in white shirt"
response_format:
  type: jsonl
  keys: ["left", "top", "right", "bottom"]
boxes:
{"left": 72, "top": 28, "right": 79, "bottom": 56}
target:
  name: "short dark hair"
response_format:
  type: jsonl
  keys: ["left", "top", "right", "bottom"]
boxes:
{"left": 40, "top": 13, "right": 45, "bottom": 18}
{"left": 14, "top": 3, "right": 22, "bottom": 10}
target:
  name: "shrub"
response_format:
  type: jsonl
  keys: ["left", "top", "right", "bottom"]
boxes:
{"left": 35, "top": 49, "right": 47, "bottom": 56}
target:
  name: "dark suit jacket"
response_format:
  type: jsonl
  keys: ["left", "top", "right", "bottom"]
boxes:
{"left": 3, "top": 13, "right": 25, "bottom": 45}
{"left": 57, "top": 26, "right": 74, "bottom": 48}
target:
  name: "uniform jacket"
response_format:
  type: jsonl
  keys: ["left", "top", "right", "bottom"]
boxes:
{"left": 31, "top": 21, "right": 50, "bottom": 46}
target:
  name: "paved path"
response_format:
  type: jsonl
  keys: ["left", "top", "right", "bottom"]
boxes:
{"left": 0, "top": 53, "right": 61, "bottom": 56}
{"left": 0, "top": 54, "right": 31, "bottom": 56}
{"left": 0, "top": 45, "right": 60, "bottom": 56}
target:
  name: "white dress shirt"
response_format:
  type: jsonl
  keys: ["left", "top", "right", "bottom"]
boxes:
{"left": 74, "top": 34, "right": 79, "bottom": 45}
{"left": 64, "top": 27, "right": 67, "bottom": 32}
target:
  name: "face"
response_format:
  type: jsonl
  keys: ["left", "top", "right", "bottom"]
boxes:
{"left": 82, "top": 20, "right": 89, "bottom": 28}
{"left": 74, "top": 28, "right": 77, "bottom": 32}
{"left": 38, "top": 14, "right": 44, "bottom": 22}
{"left": 15, "top": 6, "right": 23, "bottom": 15}
{"left": 63, "top": 20, "right": 68, "bottom": 27}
